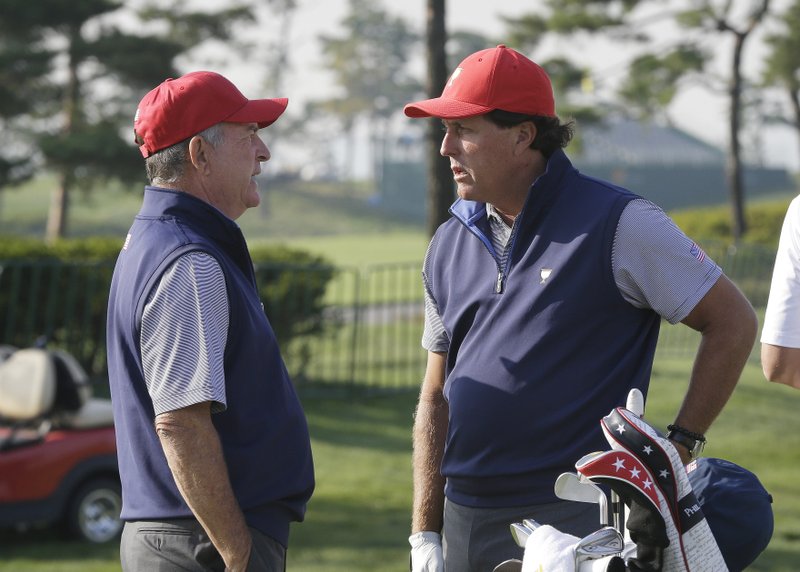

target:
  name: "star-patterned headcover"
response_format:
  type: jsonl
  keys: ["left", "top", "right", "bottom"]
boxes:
{"left": 576, "top": 407, "right": 728, "bottom": 572}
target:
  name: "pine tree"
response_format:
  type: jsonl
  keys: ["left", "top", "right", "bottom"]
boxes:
{"left": 0, "top": 0, "right": 253, "bottom": 241}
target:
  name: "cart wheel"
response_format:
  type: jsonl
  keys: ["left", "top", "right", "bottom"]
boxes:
{"left": 65, "top": 477, "right": 122, "bottom": 543}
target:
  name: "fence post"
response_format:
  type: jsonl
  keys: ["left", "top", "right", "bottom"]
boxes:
{"left": 348, "top": 267, "right": 362, "bottom": 386}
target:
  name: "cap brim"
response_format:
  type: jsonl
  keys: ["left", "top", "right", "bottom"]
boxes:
{"left": 227, "top": 97, "right": 289, "bottom": 128}
{"left": 404, "top": 97, "right": 492, "bottom": 119}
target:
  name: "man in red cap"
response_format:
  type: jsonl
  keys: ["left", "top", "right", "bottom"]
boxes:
{"left": 107, "top": 71, "right": 314, "bottom": 571}
{"left": 404, "top": 45, "right": 757, "bottom": 571}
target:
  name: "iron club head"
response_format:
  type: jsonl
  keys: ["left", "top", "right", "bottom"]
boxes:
{"left": 522, "top": 518, "right": 541, "bottom": 531}
{"left": 554, "top": 472, "right": 609, "bottom": 526}
{"left": 510, "top": 522, "right": 533, "bottom": 548}
{"left": 574, "top": 527, "right": 624, "bottom": 569}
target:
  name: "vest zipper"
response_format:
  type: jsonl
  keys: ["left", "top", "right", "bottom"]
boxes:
{"left": 495, "top": 213, "right": 520, "bottom": 294}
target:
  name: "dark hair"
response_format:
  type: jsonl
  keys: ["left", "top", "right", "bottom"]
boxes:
{"left": 486, "top": 110, "right": 574, "bottom": 156}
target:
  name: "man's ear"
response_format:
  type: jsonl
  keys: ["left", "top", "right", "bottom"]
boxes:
{"left": 516, "top": 121, "right": 536, "bottom": 150}
{"left": 187, "top": 135, "right": 211, "bottom": 174}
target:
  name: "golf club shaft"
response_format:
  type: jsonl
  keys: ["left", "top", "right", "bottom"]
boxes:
{"left": 611, "top": 490, "right": 624, "bottom": 536}
{"left": 577, "top": 555, "right": 625, "bottom": 572}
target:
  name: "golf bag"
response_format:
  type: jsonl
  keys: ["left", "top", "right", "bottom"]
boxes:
{"left": 500, "top": 393, "right": 773, "bottom": 572}
{"left": 576, "top": 406, "right": 727, "bottom": 571}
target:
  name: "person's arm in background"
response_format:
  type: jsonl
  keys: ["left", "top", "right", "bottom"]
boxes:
{"left": 761, "top": 344, "right": 800, "bottom": 388}
{"left": 761, "top": 196, "right": 800, "bottom": 389}
{"left": 671, "top": 274, "right": 757, "bottom": 463}
{"left": 156, "top": 403, "right": 252, "bottom": 571}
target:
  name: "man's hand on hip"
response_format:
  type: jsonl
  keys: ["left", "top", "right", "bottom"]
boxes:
{"left": 409, "top": 531, "right": 444, "bottom": 572}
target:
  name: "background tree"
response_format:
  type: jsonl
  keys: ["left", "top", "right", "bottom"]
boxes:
{"left": 317, "top": 0, "right": 421, "bottom": 183}
{"left": 501, "top": 12, "right": 606, "bottom": 136}
{"left": 447, "top": 30, "right": 494, "bottom": 70}
{"left": 424, "top": 0, "right": 451, "bottom": 236}
{"left": 0, "top": 0, "right": 253, "bottom": 242}
{"left": 763, "top": 0, "right": 800, "bottom": 169}
{"left": 252, "top": 0, "right": 303, "bottom": 152}
{"left": 617, "top": 45, "right": 707, "bottom": 122}
{"left": 504, "top": 0, "right": 773, "bottom": 241}
{"left": 0, "top": 34, "right": 52, "bottom": 190}
{"left": 676, "top": 0, "right": 772, "bottom": 240}
{"left": 0, "top": 31, "right": 52, "bottom": 220}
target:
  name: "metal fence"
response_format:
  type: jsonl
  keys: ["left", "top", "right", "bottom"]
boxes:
{"left": 0, "top": 241, "right": 776, "bottom": 390}
{"left": 274, "top": 263, "right": 427, "bottom": 389}
{"left": 0, "top": 259, "right": 428, "bottom": 390}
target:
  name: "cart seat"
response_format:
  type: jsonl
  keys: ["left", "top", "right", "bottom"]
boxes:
{"left": 0, "top": 348, "right": 56, "bottom": 421}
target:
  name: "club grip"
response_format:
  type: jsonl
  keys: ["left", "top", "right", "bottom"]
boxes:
{"left": 625, "top": 388, "right": 644, "bottom": 417}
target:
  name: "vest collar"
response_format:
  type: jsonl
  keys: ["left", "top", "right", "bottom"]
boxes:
{"left": 140, "top": 186, "right": 244, "bottom": 247}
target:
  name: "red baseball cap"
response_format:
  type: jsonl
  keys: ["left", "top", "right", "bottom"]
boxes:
{"left": 404, "top": 45, "right": 555, "bottom": 119}
{"left": 133, "top": 71, "right": 288, "bottom": 158}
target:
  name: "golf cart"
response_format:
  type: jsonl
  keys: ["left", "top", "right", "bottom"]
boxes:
{"left": 0, "top": 345, "right": 122, "bottom": 544}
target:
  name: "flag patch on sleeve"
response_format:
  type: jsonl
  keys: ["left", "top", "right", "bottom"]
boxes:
{"left": 689, "top": 242, "right": 706, "bottom": 263}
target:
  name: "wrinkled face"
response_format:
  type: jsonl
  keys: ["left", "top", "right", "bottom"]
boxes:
{"left": 205, "top": 122, "right": 270, "bottom": 220}
{"left": 439, "top": 115, "right": 522, "bottom": 204}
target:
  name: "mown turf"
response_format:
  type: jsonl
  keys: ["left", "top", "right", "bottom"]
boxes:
{"left": 1, "top": 360, "right": 798, "bottom": 571}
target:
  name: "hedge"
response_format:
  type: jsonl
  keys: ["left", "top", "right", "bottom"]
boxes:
{"left": 0, "top": 236, "right": 335, "bottom": 378}
{"left": 670, "top": 197, "right": 795, "bottom": 248}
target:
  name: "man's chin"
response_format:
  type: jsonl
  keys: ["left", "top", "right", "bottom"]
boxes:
{"left": 246, "top": 195, "right": 261, "bottom": 210}
{"left": 245, "top": 184, "right": 261, "bottom": 209}
{"left": 456, "top": 186, "right": 477, "bottom": 201}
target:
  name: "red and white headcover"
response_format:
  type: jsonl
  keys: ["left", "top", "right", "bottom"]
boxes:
{"left": 576, "top": 407, "right": 728, "bottom": 572}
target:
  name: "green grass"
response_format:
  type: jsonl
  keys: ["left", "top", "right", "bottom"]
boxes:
{"left": 645, "top": 359, "right": 800, "bottom": 572}
{"left": 2, "top": 177, "right": 799, "bottom": 569}
{"left": 0, "top": 174, "right": 429, "bottom": 270}
{"left": 0, "top": 174, "right": 425, "bottom": 248}
{"left": 285, "top": 390, "right": 416, "bottom": 571}
{"left": 1, "top": 359, "right": 798, "bottom": 571}
{"left": 2, "top": 172, "right": 792, "bottom": 273}
{"left": 0, "top": 177, "right": 145, "bottom": 238}
{"left": 275, "top": 232, "right": 428, "bottom": 268}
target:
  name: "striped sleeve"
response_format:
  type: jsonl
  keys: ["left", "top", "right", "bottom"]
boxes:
{"left": 421, "top": 238, "right": 450, "bottom": 353}
{"left": 140, "top": 252, "right": 229, "bottom": 416}
{"left": 612, "top": 199, "right": 722, "bottom": 324}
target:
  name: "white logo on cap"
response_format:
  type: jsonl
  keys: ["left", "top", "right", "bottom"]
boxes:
{"left": 447, "top": 67, "right": 463, "bottom": 88}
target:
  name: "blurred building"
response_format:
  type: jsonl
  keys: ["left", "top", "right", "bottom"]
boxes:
{"left": 377, "top": 119, "right": 795, "bottom": 222}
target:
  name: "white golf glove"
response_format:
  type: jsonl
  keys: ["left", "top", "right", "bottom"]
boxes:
{"left": 409, "top": 531, "right": 444, "bottom": 572}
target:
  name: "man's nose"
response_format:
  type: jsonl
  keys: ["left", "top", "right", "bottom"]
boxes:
{"left": 256, "top": 136, "right": 270, "bottom": 162}
{"left": 440, "top": 132, "right": 455, "bottom": 157}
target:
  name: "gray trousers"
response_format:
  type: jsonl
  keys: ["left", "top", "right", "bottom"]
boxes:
{"left": 120, "top": 519, "right": 286, "bottom": 572}
{"left": 442, "top": 498, "right": 598, "bottom": 572}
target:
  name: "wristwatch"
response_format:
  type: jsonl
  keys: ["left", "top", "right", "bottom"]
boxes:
{"left": 667, "top": 425, "right": 706, "bottom": 460}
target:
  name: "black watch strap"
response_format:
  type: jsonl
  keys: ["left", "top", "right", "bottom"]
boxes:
{"left": 666, "top": 425, "right": 706, "bottom": 459}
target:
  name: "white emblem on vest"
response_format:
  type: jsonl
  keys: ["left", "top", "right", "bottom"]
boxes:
{"left": 540, "top": 268, "right": 552, "bottom": 284}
